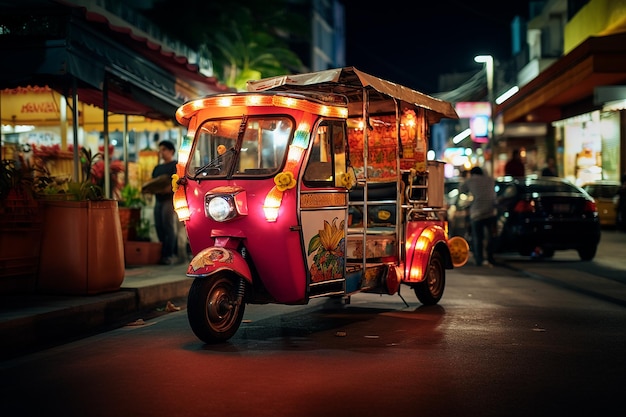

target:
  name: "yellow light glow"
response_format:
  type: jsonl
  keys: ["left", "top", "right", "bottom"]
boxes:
{"left": 276, "top": 96, "right": 297, "bottom": 108}
{"left": 246, "top": 95, "right": 263, "bottom": 106}
{"left": 285, "top": 144, "right": 305, "bottom": 169}
{"left": 263, "top": 206, "right": 280, "bottom": 222}
{"left": 175, "top": 206, "right": 191, "bottom": 221}
{"left": 178, "top": 149, "right": 189, "bottom": 164}
{"left": 415, "top": 236, "right": 431, "bottom": 252}
{"left": 405, "top": 234, "right": 416, "bottom": 251}
{"left": 177, "top": 94, "right": 347, "bottom": 128}
{"left": 410, "top": 266, "right": 422, "bottom": 280}
{"left": 264, "top": 188, "right": 282, "bottom": 207}
{"left": 217, "top": 97, "right": 232, "bottom": 107}
{"left": 263, "top": 186, "right": 284, "bottom": 222}
{"left": 174, "top": 194, "right": 190, "bottom": 221}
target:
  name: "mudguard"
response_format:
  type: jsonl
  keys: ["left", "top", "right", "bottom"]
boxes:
{"left": 404, "top": 224, "right": 448, "bottom": 283}
{"left": 186, "top": 247, "right": 253, "bottom": 283}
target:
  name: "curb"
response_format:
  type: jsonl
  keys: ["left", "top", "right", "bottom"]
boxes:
{"left": 0, "top": 277, "right": 191, "bottom": 360}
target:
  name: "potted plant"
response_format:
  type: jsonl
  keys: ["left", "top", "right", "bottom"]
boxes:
{"left": 124, "top": 213, "right": 163, "bottom": 265}
{"left": 118, "top": 184, "right": 146, "bottom": 241}
{"left": 36, "top": 147, "right": 125, "bottom": 295}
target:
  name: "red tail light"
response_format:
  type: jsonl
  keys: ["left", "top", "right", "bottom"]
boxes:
{"left": 514, "top": 200, "right": 535, "bottom": 213}
{"left": 584, "top": 200, "right": 597, "bottom": 212}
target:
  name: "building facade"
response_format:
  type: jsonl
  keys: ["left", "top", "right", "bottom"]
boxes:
{"left": 497, "top": 0, "right": 626, "bottom": 185}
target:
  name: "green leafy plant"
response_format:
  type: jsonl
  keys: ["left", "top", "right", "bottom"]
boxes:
{"left": 134, "top": 217, "right": 153, "bottom": 242}
{"left": 119, "top": 184, "right": 146, "bottom": 208}
{"left": 36, "top": 147, "right": 105, "bottom": 201}
{"left": 0, "top": 154, "right": 55, "bottom": 203}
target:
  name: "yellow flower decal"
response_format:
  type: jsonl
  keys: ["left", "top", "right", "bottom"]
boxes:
{"left": 318, "top": 218, "right": 345, "bottom": 252}
{"left": 340, "top": 168, "right": 356, "bottom": 190}
{"left": 307, "top": 217, "right": 345, "bottom": 283}
{"left": 217, "top": 144, "right": 227, "bottom": 155}
{"left": 274, "top": 171, "right": 297, "bottom": 192}
{"left": 171, "top": 174, "right": 179, "bottom": 192}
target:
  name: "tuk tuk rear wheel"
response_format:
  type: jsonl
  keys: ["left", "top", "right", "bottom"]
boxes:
{"left": 413, "top": 251, "right": 445, "bottom": 305}
{"left": 187, "top": 272, "right": 245, "bottom": 344}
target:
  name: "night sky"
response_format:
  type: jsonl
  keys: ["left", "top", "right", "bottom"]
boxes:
{"left": 342, "top": 0, "right": 531, "bottom": 94}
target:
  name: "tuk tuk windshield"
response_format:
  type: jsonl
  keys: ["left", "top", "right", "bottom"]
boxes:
{"left": 189, "top": 116, "right": 293, "bottom": 178}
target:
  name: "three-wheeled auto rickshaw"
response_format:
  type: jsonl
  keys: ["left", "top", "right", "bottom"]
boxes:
{"left": 172, "top": 67, "right": 469, "bottom": 343}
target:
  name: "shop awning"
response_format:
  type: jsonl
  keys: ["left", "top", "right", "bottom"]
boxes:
{"left": 0, "top": 1, "right": 230, "bottom": 122}
{"left": 1, "top": 86, "right": 176, "bottom": 131}
{"left": 496, "top": 32, "right": 626, "bottom": 124}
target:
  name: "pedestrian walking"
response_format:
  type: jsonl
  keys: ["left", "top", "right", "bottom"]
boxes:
{"left": 459, "top": 166, "right": 498, "bottom": 266}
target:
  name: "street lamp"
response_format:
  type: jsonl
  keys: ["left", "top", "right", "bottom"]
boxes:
{"left": 474, "top": 55, "right": 494, "bottom": 176}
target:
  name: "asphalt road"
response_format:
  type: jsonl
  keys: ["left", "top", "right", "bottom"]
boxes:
{"left": 1, "top": 239, "right": 625, "bottom": 417}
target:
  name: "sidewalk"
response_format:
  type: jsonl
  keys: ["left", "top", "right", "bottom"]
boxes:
{"left": 2, "top": 229, "right": 625, "bottom": 360}
{"left": 0, "top": 262, "right": 191, "bottom": 360}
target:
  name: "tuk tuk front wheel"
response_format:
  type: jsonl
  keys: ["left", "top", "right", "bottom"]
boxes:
{"left": 413, "top": 251, "right": 445, "bottom": 306}
{"left": 187, "top": 272, "right": 245, "bottom": 344}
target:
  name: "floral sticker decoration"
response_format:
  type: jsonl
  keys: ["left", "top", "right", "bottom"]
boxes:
{"left": 189, "top": 247, "right": 233, "bottom": 272}
{"left": 274, "top": 171, "right": 297, "bottom": 191}
{"left": 339, "top": 167, "right": 357, "bottom": 190}
{"left": 308, "top": 217, "right": 345, "bottom": 282}
{"left": 171, "top": 173, "right": 179, "bottom": 192}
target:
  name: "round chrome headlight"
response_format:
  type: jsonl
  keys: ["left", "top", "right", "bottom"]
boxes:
{"left": 207, "top": 196, "right": 234, "bottom": 221}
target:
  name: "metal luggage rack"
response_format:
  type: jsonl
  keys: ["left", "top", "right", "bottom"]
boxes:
{"left": 401, "top": 169, "right": 446, "bottom": 222}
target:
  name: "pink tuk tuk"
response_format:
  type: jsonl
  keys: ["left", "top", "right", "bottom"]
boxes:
{"left": 172, "top": 67, "right": 469, "bottom": 343}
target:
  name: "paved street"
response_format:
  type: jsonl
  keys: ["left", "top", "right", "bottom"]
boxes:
{"left": 1, "top": 239, "right": 625, "bottom": 417}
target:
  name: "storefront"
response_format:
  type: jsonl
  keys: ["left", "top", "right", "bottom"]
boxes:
{"left": 1, "top": 85, "right": 181, "bottom": 187}
{"left": 553, "top": 109, "right": 622, "bottom": 185}
{"left": 0, "top": 2, "right": 230, "bottom": 191}
{"left": 496, "top": 32, "right": 626, "bottom": 182}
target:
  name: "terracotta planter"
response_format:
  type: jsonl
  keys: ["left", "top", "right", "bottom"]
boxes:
{"left": 0, "top": 193, "right": 43, "bottom": 294}
{"left": 124, "top": 241, "right": 162, "bottom": 265}
{"left": 38, "top": 199, "right": 124, "bottom": 295}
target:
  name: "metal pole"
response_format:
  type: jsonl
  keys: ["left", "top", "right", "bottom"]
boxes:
{"left": 72, "top": 78, "right": 80, "bottom": 181}
{"left": 475, "top": 55, "right": 495, "bottom": 177}
{"left": 103, "top": 76, "right": 110, "bottom": 198}
{"left": 486, "top": 58, "right": 495, "bottom": 177}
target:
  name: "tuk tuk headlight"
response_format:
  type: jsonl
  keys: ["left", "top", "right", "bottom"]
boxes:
{"left": 207, "top": 196, "right": 235, "bottom": 221}
{"left": 204, "top": 187, "right": 248, "bottom": 222}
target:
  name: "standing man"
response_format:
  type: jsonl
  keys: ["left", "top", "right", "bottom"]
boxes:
{"left": 504, "top": 148, "right": 525, "bottom": 177}
{"left": 152, "top": 140, "right": 178, "bottom": 265}
{"left": 459, "top": 166, "right": 498, "bottom": 266}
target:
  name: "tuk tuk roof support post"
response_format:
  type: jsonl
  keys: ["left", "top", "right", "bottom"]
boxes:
{"left": 361, "top": 87, "right": 369, "bottom": 269}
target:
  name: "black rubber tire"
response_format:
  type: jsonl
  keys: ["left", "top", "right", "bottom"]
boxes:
{"left": 413, "top": 251, "right": 445, "bottom": 306}
{"left": 577, "top": 245, "right": 597, "bottom": 261}
{"left": 187, "top": 272, "right": 245, "bottom": 343}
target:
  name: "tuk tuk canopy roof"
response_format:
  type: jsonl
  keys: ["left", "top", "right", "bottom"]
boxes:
{"left": 246, "top": 67, "right": 458, "bottom": 124}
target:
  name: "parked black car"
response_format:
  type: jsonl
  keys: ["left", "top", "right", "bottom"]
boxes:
{"left": 494, "top": 176, "right": 601, "bottom": 260}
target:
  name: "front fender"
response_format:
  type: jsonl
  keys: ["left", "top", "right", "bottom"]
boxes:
{"left": 404, "top": 224, "right": 449, "bottom": 283}
{"left": 187, "top": 247, "right": 252, "bottom": 284}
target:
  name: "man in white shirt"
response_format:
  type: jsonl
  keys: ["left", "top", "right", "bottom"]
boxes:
{"left": 458, "top": 166, "right": 497, "bottom": 266}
